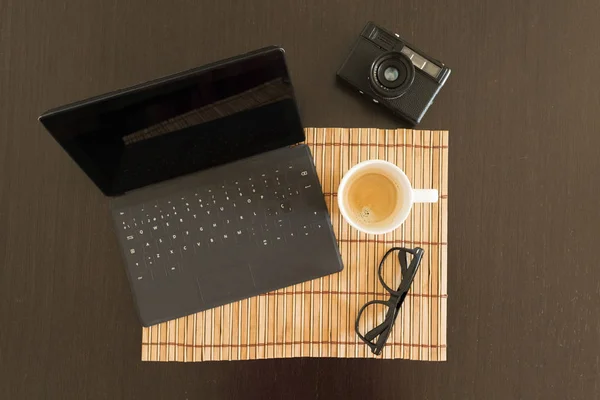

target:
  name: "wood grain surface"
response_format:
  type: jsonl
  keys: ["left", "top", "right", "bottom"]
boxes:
{"left": 1, "top": 0, "right": 599, "bottom": 399}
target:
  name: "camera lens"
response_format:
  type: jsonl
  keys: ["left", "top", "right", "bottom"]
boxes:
{"left": 369, "top": 52, "right": 415, "bottom": 98}
{"left": 383, "top": 67, "right": 400, "bottom": 82}
{"left": 377, "top": 61, "right": 407, "bottom": 88}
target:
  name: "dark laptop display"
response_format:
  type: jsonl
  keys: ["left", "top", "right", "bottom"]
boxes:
{"left": 40, "top": 47, "right": 343, "bottom": 326}
{"left": 40, "top": 48, "right": 304, "bottom": 196}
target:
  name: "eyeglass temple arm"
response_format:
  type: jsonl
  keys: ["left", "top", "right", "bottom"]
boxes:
{"left": 370, "top": 306, "right": 399, "bottom": 355}
{"left": 364, "top": 298, "right": 400, "bottom": 341}
{"left": 364, "top": 316, "right": 391, "bottom": 341}
{"left": 398, "top": 248, "right": 424, "bottom": 290}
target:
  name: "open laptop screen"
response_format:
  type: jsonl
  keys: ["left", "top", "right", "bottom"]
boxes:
{"left": 39, "top": 47, "right": 304, "bottom": 196}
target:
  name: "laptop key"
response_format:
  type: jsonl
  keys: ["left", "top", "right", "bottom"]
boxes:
{"left": 234, "top": 229, "right": 250, "bottom": 245}
{"left": 135, "top": 227, "right": 150, "bottom": 241}
{"left": 115, "top": 209, "right": 129, "bottom": 222}
{"left": 194, "top": 237, "right": 207, "bottom": 252}
{"left": 311, "top": 221, "right": 325, "bottom": 231}
{"left": 156, "top": 237, "right": 170, "bottom": 253}
{"left": 178, "top": 216, "right": 193, "bottom": 231}
{"left": 273, "top": 233, "right": 285, "bottom": 245}
{"left": 207, "top": 236, "right": 220, "bottom": 248}
{"left": 167, "top": 247, "right": 179, "bottom": 263}
{"left": 274, "top": 218, "right": 289, "bottom": 229}
{"left": 300, "top": 224, "right": 310, "bottom": 237}
{"left": 195, "top": 224, "right": 207, "bottom": 234}
{"left": 279, "top": 200, "right": 293, "bottom": 213}
{"left": 165, "top": 264, "right": 181, "bottom": 277}
{"left": 126, "top": 247, "right": 144, "bottom": 269}
{"left": 124, "top": 230, "right": 141, "bottom": 244}
{"left": 144, "top": 253, "right": 155, "bottom": 268}
{"left": 256, "top": 236, "right": 272, "bottom": 247}
{"left": 263, "top": 177, "right": 274, "bottom": 189}
{"left": 133, "top": 269, "right": 153, "bottom": 283}
{"left": 179, "top": 244, "right": 194, "bottom": 265}
{"left": 169, "top": 233, "right": 180, "bottom": 245}
{"left": 181, "top": 229, "right": 193, "bottom": 244}
{"left": 284, "top": 230, "right": 297, "bottom": 242}
{"left": 265, "top": 206, "right": 278, "bottom": 217}
{"left": 142, "top": 240, "right": 156, "bottom": 253}
{"left": 149, "top": 223, "right": 163, "bottom": 237}
{"left": 249, "top": 226, "right": 261, "bottom": 243}
{"left": 164, "top": 220, "right": 176, "bottom": 233}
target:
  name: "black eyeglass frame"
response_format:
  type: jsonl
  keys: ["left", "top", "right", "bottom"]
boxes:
{"left": 355, "top": 247, "right": 424, "bottom": 355}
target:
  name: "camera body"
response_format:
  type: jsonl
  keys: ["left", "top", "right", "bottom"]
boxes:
{"left": 337, "top": 22, "right": 451, "bottom": 125}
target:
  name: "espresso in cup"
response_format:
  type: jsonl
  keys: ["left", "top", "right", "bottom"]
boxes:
{"left": 338, "top": 160, "right": 438, "bottom": 235}
{"left": 346, "top": 172, "right": 401, "bottom": 225}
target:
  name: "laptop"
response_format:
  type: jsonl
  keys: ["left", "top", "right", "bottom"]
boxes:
{"left": 39, "top": 46, "right": 344, "bottom": 326}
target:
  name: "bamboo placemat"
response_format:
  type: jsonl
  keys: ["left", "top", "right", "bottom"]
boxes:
{"left": 141, "top": 128, "right": 448, "bottom": 362}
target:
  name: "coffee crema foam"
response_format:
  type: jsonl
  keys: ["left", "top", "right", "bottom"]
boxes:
{"left": 345, "top": 172, "right": 400, "bottom": 225}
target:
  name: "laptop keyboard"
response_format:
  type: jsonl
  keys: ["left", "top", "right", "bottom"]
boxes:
{"left": 113, "top": 154, "right": 328, "bottom": 284}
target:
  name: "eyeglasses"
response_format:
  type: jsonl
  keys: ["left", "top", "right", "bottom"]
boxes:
{"left": 355, "top": 247, "right": 424, "bottom": 355}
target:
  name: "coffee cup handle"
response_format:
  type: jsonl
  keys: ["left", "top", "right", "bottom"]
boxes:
{"left": 412, "top": 189, "right": 438, "bottom": 203}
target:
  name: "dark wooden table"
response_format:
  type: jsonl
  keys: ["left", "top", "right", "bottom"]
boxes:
{"left": 2, "top": 0, "right": 599, "bottom": 398}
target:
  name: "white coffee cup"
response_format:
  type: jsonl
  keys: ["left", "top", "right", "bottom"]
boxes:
{"left": 337, "top": 160, "right": 438, "bottom": 235}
